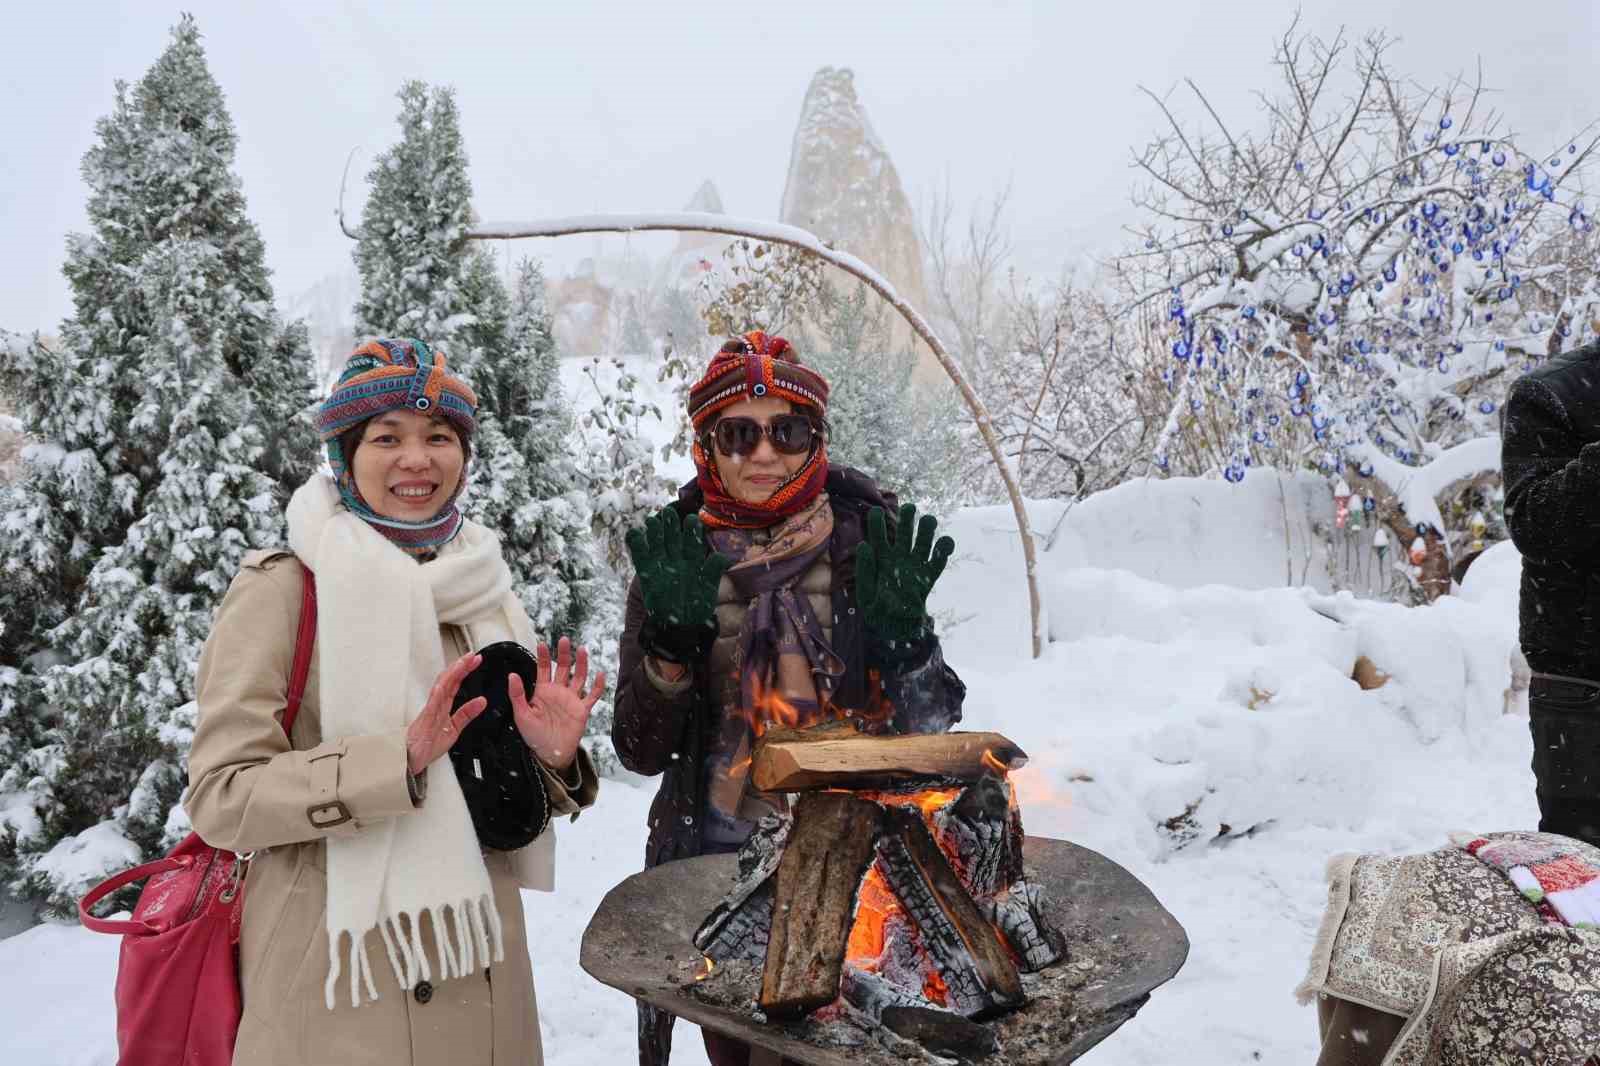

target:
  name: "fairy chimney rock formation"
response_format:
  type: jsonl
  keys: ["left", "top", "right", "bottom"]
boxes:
{"left": 675, "top": 179, "right": 731, "bottom": 272}
{"left": 780, "top": 67, "right": 931, "bottom": 366}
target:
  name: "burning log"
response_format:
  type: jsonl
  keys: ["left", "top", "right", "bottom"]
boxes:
{"left": 839, "top": 963, "right": 935, "bottom": 1019}
{"left": 876, "top": 806, "right": 1024, "bottom": 1019}
{"left": 935, "top": 775, "right": 1066, "bottom": 972}
{"left": 694, "top": 813, "right": 791, "bottom": 962}
{"left": 750, "top": 726, "right": 1028, "bottom": 793}
{"left": 935, "top": 773, "right": 1023, "bottom": 896}
{"left": 759, "top": 793, "right": 883, "bottom": 1018}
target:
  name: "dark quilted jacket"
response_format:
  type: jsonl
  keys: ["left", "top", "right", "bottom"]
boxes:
{"left": 1503, "top": 341, "right": 1600, "bottom": 678}
{"left": 610, "top": 466, "right": 967, "bottom": 871}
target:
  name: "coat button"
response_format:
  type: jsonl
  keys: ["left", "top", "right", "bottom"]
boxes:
{"left": 414, "top": 980, "right": 434, "bottom": 1004}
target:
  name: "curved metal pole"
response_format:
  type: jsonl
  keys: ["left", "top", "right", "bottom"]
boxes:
{"left": 342, "top": 208, "right": 1043, "bottom": 658}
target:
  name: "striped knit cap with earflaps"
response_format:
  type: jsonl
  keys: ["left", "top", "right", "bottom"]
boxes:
{"left": 315, "top": 338, "right": 479, "bottom": 556}
{"left": 688, "top": 331, "right": 831, "bottom": 529}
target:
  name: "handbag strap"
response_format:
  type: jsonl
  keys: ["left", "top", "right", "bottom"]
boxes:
{"left": 282, "top": 564, "right": 317, "bottom": 739}
{"left": 78, "top": 852, "right": 197, "bottom": 934}
{"left": 78, "top": 562, "right": 318, "bottom": 935}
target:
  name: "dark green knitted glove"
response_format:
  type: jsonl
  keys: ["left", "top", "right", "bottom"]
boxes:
{"left": 624, "top": 508, "right": 732, "bottom": 663}
{"left": 854, "top": 503, "right": 955, "bottom": 645}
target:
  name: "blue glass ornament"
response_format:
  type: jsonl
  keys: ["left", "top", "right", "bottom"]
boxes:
{"left": 1242, "top": 306, "right": 1257, "bottom": 319}
{"left": 1172, "top": 340, "right": 1191, "bottom": 360}
{"left": 1479, "top": 400, "right": 1496, "bottom": 415}
{"left": 1493, "top": 151, "right": 1507, "bottom": 166}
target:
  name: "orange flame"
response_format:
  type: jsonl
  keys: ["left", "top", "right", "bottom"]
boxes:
{"left": 1009, "top": 765, "right": 1072, "bottom": 812}
{"left": 694, "top": 956, "right": 717, "bottom": 982}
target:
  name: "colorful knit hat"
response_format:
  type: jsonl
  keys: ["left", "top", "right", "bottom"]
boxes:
{"left": 316, "top": 338, "right": 479, "bottom": 556}
{"left": 687, "top": 331, "right": 830, "bottom": 431}
{"left": 689, "top": 332, "right": 831, "bottom": 529}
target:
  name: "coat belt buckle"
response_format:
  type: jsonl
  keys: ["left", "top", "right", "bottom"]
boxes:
{"left": 307, "top": 801, "right": 353, "bottom": 829}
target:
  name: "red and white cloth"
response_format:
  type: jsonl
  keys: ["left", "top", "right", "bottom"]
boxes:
{"left": 1461, "top": 832, "right": 1600, "bottom": 929}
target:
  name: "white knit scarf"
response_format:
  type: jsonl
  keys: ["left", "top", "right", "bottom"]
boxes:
{"left": 287, "top": 474, "right": 535, "bottom": 1009}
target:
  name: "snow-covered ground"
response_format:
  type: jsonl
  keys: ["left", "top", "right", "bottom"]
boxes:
{"left": 1, "top": 356, "right": 1537, "bottom": 1064}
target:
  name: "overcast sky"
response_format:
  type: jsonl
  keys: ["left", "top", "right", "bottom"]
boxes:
{"left": 4, "top": 1, "right": 1596, "bottom": 335}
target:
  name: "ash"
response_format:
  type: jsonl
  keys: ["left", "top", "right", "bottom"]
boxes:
{"left": 676, "top": 917, "right": 1104, "bottom": 1064}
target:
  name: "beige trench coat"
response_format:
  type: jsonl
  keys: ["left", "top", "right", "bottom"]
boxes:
{"left": 184, "top": 550, "right": 598, "bottom": 1066}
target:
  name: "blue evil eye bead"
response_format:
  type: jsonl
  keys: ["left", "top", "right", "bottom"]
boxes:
{"left": 1363, "top": 496, "right": 1376, "bottom": 512}
{"left": 1224, "top": 464, "right": 1246, "bottom": 483}
{"left": 1269, "top": 414, "right": 1282, "bottom": 427}
{"left": 1309, "top": 207, "right": 1325, "bottom": 221}
{"left": 413, "top": 395, "right": 432, "bottom": 411}
{"left": 1356, "top": 338, "right": 1370, "bottom": 353}
{"left": 1383, "top": 264, "right": 1398, "bottom": 283}
{"left": 1440, "top": 116, "right": 1453, "bottom": 130}
{"left": 1295, "top": 160, "right": 1305, "bottom": 171}
{"left": 1445, "top": 143, "right": 1460, "bottom": 157}
{"left": 1146, "top": 239, "right": 1156, "bottom": 249}
{"left": 1436, "top": 354, "right": 1450, "bottom": 372}
{"left": 1156, "top": 455, "right": 1169, "bottom": 470}
{"left": 1242, "top": 305, "right": 1257, "bottom": 319}
{"left": 1311, "top": 234, "right": 1326, "bottom": 251}
{"left": 1252, "top": 429, "right": 1268, "bottom": 444}
{"left": 1451, "top": 242, "right": 1464, "bottom": 254}
{"left": 1422, "top": 202, "right": 1438, "bottom": 218}
{"left": 1222, "top": 223, "right": 1234, "bottom": 236}
{"left": 1173, "top": 340, "right": 1191, "bottom": 359}
{"left": 1320, "top": 311, "right": 1337, "bottom": 325}
{"left": 1246, "top": 387, "right": 1262, "bottom": 399}
{"left": 1479, "top": 400, "right": 1496, "bottom": 415}
{"left": 1296, "top": 369, "right": 1311, "bottom": 387}
{"left": 1551, "top": 158, "right": 1563, "bottom": 168}
{"left": 1438, "top": 261, "right": 1450, "bottom": 273}
{"left": 1291, "top": 402, "right": 1306, "bottom": 417}
{"left": 1293, "top": 244, "right": 1306, "bottom": 257}
{"left": 1359, "top": 461, "right": 1374, "bottom": 477}
{"left": 1493, "top": 151, "right": 1507, "bottom": 166}
{"left": 752, "top": 382, "right": 768, "bottom": 396}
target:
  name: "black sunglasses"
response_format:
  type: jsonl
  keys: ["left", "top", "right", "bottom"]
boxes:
{"left": 706, "top": 414, "right": 819, "bottom": 457}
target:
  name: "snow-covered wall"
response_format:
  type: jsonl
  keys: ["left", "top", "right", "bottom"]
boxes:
{"left": 1043, "top": 469, "right": 1392, "bottom": 596}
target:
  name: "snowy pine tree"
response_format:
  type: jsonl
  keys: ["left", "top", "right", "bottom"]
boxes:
{"left": 354, "top": 81, "right": 482, "bottom": 367}
{"left": 469, "top": 259, "right": 599, "bottom": 639}
{"left": 808, "top": 286, "right": 963, "bottom": 509}
{"left": 355, "top": 83, "right": 602, "bottom": 679}
{"left": 0, "top": 16, "right": 309, "bottom": 913}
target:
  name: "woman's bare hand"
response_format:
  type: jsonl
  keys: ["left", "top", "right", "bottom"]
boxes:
{"left": 510, "top": 637, "right": 607, "bottom": 770}
{"left": 406, "top": 652, "right": 489, "bottom": 774}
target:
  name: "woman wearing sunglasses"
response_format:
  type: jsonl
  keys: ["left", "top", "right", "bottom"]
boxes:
{"left": 612, "top": 331, "right": 967, "bottom": 1066}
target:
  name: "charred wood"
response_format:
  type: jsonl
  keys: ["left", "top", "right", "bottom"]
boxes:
{"left": 935, "top": 773, "right": 1023, "bottom": 896}
{"left": 694, "top": 813, "right": 790, "bottom": 955}
{"left": 876, "top": 807, "right": 1024, "bottom": 1019}
{"left": 759, "top": 793, "right": 883, "bottom": 1018}
{"left": 880, "top": 1006, "right": 999, "bottom": 1059}
{"left": 838, "top": 964, "right": 935, "bottom": 1020}
{"left": 984, "top": 880, "right": 1067, "bottom": 972}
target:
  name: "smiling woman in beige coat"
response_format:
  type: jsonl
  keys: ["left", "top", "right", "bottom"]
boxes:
{"left": 184, "top": 338, "right": 601, "bottom": 1066}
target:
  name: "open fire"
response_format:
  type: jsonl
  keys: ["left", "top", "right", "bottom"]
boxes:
{"left": 691, "top": 719, "right": 1067, "bottom": 1049}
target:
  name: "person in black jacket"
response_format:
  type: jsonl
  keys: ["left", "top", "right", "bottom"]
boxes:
{"left": 1502, "top": 340, "right": 1600, "bottom": 845}
{"left": 610, "top": 332, "right": 966, "bottom": 1066}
